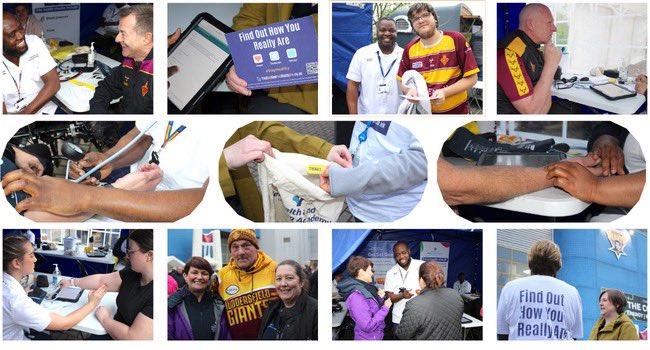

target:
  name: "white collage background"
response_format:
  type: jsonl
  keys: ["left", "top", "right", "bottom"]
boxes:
{"left": 0, "top": 0, "right": 649, "bottom": 349}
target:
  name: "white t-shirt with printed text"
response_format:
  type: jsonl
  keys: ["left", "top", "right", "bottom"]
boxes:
{"left": 497, "top": 275, "right": 583, "bottom": 340}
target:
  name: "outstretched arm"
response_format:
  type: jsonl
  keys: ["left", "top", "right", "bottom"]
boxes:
{"left": 322, "top": 145, "right": 427, "bottom": 197}
{"left": 438, "top": 158, "right": 554, "bottom": 206}
{"left": 3, "top": 170, "right": 207, "bottom": 222}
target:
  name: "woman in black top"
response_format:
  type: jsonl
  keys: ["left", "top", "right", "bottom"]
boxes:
{"left": 58, "top": 229, "right": 153, "bottom": 339}
{"left": 258, "top": 260, "right": 318, "bottom": 340}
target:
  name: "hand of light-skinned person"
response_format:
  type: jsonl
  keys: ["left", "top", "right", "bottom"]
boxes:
{"left": 402, "top": 289, "right": 414, "bottom": 299}
{"left": 377, "top": 289, "right": 386, "bottom": 299}
{"left": 545, "top": 161, "right": 599, "bottom": 202}
{"left": 319, "top": 166, "right": 331, "bottom": 194}
{"left": 95, "top": 306, "right": 110, "bottom": 323}
{"left": 226, "top": 66, "right": 252, "bottom": 96}
{"left": 3, "top": 170, "right": 87, "bottom": 215}
{"left": 384, "top": 297, "right": 393, "bottom": 308}
{"left": 431, "top": 89, "right": 446, "bottom": 107}
{"left": 58, "top": 279, "right": 73, "bottom": 289}
{"left": 589, "top": 134, "right": 624, "bottom": 176}
{"left": 542, "top": 40, "right": 562, "bottom": 68}
{"left": 168, "top": 28, "right": 181, "bottom": 83}
{"left": 13, "top": 147, "right": 44, "bottom": 176}
{"left": 635, "top": 74, "right": 647, "bottom": 95}
{"left": 406, "top": 87, "right": 420, "bottom": 103}
{"left": 69, "top": 151, "right": 112, "bottom": 185}
{"left": 223, "top": 135, "right": 275, "bottom": 170}
{"left": 87, "top": 284, "right": 108, "bottom": 305}
{"left": 113, "top": 163, "right": 164, "bottom": 192}
{"left": 326, "top": 145, "right": 353, "bottom": 168}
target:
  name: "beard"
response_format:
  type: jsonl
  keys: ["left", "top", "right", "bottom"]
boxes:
{"left": 398, "top": 257, "right": 412, "bottom": 268}
{"left": 3, "top": 41, "right": 28, "bottom": 58}
{"left": 416, "top": 26, "right": 436, "bottom": 40}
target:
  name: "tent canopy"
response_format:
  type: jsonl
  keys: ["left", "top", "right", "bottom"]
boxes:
{"left": 332, "top": 229, "right": 483, "bottom": 291}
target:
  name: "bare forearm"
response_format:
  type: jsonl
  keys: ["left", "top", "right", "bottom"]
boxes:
{"left": 100, "top": 317, "right": 132, "bottom": 339}
{"left": 81, "top": 186, "right": 206, "bottom": 222}
{"left": 527, "top": 66, "right": 556, "bottom": 114}
{"left": 22, "top": 71, "right": 60, "bottom": 114}
{"left": 48, "top": 302, "right": 97, "bottom": 330}
{"left": 441, "top": 163, "right": 552, "bottom": 206}
{"left": 346, "top": 81, "right": 359, "bottom": 114}
{"left": 440, "top": 74, "right": 477, "bottom": 97}
{"left": 593, "top": 171, "right": 645, "bottom": 208}
{"left": 104, "top": 128, "right": 151, "bottom": 168}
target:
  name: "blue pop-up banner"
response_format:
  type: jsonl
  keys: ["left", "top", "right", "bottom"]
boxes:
{"left": 225, "top": 16, "right": 318, "bottom": 90}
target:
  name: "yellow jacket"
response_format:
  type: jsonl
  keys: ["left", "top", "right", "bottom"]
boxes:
{"left": 588, "top": 313, "right": 639, "bottom": 340}
{"left": 232, "top": 3, "right": 318, "bottom": 114}
{"left": 217, "top": 250, "right": 278, "bottom": 340}
{"left": 219, "top": 121, "right": 333, "bottom": 222}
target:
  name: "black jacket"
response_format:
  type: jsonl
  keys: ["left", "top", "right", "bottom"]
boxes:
{"left": 257, "top": 291, "right": 318, "bottom": 340}
{"left": 89, "top": 50, "right": 153, "bottom": 114}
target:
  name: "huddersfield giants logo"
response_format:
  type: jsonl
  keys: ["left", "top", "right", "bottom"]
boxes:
{"left": 224, "top": 288, "right": 278, "bottom": 326}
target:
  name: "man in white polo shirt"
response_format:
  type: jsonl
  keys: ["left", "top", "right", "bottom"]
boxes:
{"left": 346, "top": 17, "right": 403, "bottom": 114}
{"left": 384, "top": 241, "right": 424, "bottom": 337}
{"left": 2, "top": 12, "right": 60, "bottom": 114}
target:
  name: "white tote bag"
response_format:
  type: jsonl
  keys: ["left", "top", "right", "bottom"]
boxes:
{"left": 257, "top": 149, "right": 345, "bottom": 222}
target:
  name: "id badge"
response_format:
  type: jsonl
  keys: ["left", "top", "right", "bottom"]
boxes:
{"left": 377, "top": 83, "right": 389, "bottom": 94}
{"left": 14, "top": 97, "right": 26, "bottom": 112}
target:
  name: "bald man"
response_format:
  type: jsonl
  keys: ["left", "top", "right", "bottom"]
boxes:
{"left": 496, "top": 4, "right": 566, "bottom": 114}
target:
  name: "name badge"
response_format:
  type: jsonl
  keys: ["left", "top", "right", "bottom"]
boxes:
{"left": 377, "top": 82, "right": 389, "bottom": 94}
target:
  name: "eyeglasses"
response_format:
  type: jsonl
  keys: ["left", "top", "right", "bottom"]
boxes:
{"left": 411, "top": 12, "right": 432, "bottom": 23}
{"left": 126, "top": 249, "right": 141, "bottom": 257}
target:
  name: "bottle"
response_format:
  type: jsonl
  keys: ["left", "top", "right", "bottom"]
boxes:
{"left": 53, "top": 264, "right": 61, "bottom": 286}
{"left": 88, "top": 42, "right": 95, "bottom": 68}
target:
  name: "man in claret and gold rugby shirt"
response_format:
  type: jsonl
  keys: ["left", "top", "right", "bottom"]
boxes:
{"left": 397, "top": 3, "right": 479, "bottom": 114}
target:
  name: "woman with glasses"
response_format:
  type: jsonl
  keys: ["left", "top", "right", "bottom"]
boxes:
{"left": 336, "top": 256, "right": 392, "bottom": 340}
{"left": 3, "top": 235, "right": 108, "bottom": 340}
{"left": 395, "top": 261, "right": 464, "bottom": 340}
{"left": 58, "top": 229, "right": 153, "bottom": 339}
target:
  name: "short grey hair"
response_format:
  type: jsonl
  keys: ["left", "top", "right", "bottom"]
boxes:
{"left": 120, "top": 4, "right": 153, "bottom": 36}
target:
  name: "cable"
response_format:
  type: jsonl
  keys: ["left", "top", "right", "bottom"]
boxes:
{"left": 73, "top": 121, "right": 157, "bottom": 183}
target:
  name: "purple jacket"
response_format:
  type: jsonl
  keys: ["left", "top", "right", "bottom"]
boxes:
{"left": 167, "top": 287, "right": 230, "bottom": 340}
{"left": 346, "top": 290, "right": 390, "bottom": 340}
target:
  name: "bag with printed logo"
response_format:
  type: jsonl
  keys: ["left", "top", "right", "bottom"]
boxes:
{"left": 257, "top": 149, "right": 345, "bottom": 222}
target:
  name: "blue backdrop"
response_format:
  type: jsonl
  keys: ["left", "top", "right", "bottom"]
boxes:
{"left": 332, "top": 229, "right": 482, "bottom": 291}
{"left": 331, "top": 3, "right": 373, "bottom": 92}
{"left": 556, "top": 229, "right": 647, "bottom": 339}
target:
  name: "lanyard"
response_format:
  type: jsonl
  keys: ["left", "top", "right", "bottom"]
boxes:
{"left": 161, "top": 121, "right": 186, "bottom": 149}
{"left": 398, "top": 268, "right": 409, "bottom": 285}
{"left": 150, "top": 121, "right": 186, "bottom": 164}
{"left": 376, "top": 52, "right": 397, "bottom": 81}
{"left": 2, "top": 61, "right": 22, "bottom": 98}
{"left": 352, "top": 121, "right": 374, "bottom": 166}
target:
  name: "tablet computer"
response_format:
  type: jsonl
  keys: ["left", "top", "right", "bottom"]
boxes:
{"left": 168, "top": 13, "right": 233, "bottom": 114}
{"left": 53, "top": 286, "right": 84, "bottom": 303}
{"left": 590, "top": 82, "right": 637, "bottom": 101}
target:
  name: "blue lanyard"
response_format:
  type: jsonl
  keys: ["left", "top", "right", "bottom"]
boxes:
{"left": 376, "top": 52, "right": 397, "bottom": 80}
{"left": 358, "top": 121, "right": 374, "bottom": 146}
